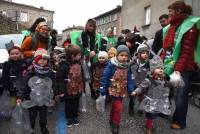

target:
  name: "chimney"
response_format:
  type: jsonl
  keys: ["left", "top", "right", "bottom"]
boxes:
{"left": 40, "top": 7, "right": 44, "bottom": 10}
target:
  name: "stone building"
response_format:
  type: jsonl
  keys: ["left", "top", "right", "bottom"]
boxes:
{"left": 94, "top": 5, "right": 121, "bottom": 36}
{"left": 0, "top": 0, "right": 54, "bottom": 30}
{"left": 121, "top": 0, "right": 200, "bottom": 39}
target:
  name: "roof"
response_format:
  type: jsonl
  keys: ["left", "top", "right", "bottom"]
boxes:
{"left": 62, "top": 26, "right": 84, "bottom": 32}
{"left": 0, "top": 0, "right": 54, "bottom": 13}
{"left": 94, "top": 5, "right": 121, "bottom": 19}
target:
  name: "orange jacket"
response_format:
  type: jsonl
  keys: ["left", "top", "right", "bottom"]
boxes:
{"left": 21, "top": 36, "right": 48, "bottom": 58}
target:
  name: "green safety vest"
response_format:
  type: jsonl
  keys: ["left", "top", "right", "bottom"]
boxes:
{"left": 70, "top": 31, "right": 102, "bottom": 63}
{"left": 163, "top": 16, "right": 200, "bottom": 75}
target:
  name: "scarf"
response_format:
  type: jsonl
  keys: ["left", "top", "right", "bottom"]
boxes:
{"left": 111, "top": 57, "right": 130, "bottom": 69}
{"left": 32, "top": 61, "right": 50, "bottom": 75}
{"left": 81, "top": 31, "right": 96, "bottom": 51}
{"left": 163, "top": 14, "right": 188, "bottom": 50}
{"left": 35, "top": 32, "right": 50, "bottom": 44}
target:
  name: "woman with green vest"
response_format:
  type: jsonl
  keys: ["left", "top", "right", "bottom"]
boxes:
{"left": 162, "top": 1, "right": 200, "bottom": 129}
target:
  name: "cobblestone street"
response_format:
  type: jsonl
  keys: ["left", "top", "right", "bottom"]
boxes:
{"left": 1, "top": 84, "right": 200, "bottom": 134}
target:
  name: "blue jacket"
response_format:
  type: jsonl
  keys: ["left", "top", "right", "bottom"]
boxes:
{"left": 100, "top": 61, "right": 135, "bottom": 97}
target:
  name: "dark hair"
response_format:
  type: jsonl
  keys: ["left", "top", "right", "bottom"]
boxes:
{"left": 50, "top": 29, "right": 58, "bottom": 36}
{"left": 121, "top": 29, "right": 131, "bottom": 34}
{"left": 28, "top": 17, "right": 46, "bottom": 33}
{"left": 8, "top": 46, "right": 22, "bottom": 54}
{"left": 168, "top": 1, "right": 192, "bottom": 15}
{"left": 159, "top": 14, "right": 169, "bottom": 20}
{"left": 65, "top": 44, "right": 81, "bottom": 61}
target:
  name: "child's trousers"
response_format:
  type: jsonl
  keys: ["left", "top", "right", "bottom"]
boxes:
{"left": 29, "top": 106, "right": 48, "bottom": 129}
{"left": 65, "top": 97, "right": 80, "bottom": 119}
{"left": 110, "top": 98, "right": 123, "bottom": 126}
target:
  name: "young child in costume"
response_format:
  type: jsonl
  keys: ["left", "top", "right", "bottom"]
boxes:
{"left": 132, "top": 56, "right": 171, "bottom": 134}
{"left": 90, "top": 51, "right": 108, "bottom": 99}
{"left": 56, "top": 44, "right": 85, "bottom": 128}
{"left": 100, "top": 45, "right": 135, "bottom": 134}
{"left": 17, "top": 48, "right": 57, "bottom": 134}
{"left": 129, "top": 44, "right": 150, "bottom": 116}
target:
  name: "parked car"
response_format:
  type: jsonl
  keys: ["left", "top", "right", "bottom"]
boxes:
{"left": 0, "top": 34, "right": 25, "bottom": 91}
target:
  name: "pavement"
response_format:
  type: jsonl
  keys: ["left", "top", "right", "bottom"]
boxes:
{"left": 1, "top": 83, "right": 200, "bottom": 134}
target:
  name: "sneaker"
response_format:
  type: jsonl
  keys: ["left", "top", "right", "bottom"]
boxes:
{"left": 40, "top": 127, "right": 49, "bottom": 134}
{"left": 73, "top": 118, "right": 80, "bottom": 126}
{"left": 67, "top": 119, "right": 73, "bottom": 128}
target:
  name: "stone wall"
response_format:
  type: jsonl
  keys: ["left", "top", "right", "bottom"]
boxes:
{"left": 0, "top": 14, "right": 27, "bottom": 35}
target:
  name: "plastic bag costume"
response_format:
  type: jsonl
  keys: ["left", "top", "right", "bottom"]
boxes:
{"left": 22, "top": 76, "right": 54, "bottom": 109}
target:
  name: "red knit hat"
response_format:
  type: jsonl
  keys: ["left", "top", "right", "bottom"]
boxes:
{"left": 34, "top": 48, "right": 50, "bottom": 63}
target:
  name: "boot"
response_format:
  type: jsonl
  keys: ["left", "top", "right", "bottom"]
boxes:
{"left": 41, "top": 127, "right": 49, "bottom": 134}
{"left": 111, "top": 123, "right": 119, "bottom": 134}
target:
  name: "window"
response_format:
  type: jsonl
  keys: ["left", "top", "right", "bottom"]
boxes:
{"left": 113, "top": 14, "right": 117, "bottom": 21}
{"left": 145, "top": 6, "right": 151, "bottom": 25}
{"left": 20, "top": 12, "right": 28, "bottom": 22}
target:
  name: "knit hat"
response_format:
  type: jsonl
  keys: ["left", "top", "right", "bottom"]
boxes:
{"left": 149, "top": 55, "right": 163, "bottom": 72}
{"left": 34, "top": 48, "right": 50, "bottom": 62}
{"left": 117, "top": 45, "right": 130, "bottom": 56}
{"left": 98, "top": 51, "right": 108, "bottom": 60}
{"left": 137, "top": 44, "right": 150, "bottom": 53}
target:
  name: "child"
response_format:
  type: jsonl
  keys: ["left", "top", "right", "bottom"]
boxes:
{"left": 129, "top": 44, "right": 150, "bottom": 116}
{"left": 99, "top": 45, "right": 135, "bottom": 134}
{"left": 56, "top": 44, "right": 85, "bottom": 128}
{"left": 90, "top": 51, "right": 108, "bottom": 99}
{"left": 2, "top": 46, "right": 27, "bottom": 107}
{"left": 107, "top": 47, "right": 117, "bottom": 59}
{"left": 132, "top": 56, "right": 171, "bottom": 134}
{"left": 17, "top": 48, "right": 57, "bottom": 134}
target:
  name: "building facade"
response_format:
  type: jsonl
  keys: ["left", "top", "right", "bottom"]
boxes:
{"left": 0, "top": 0, "right": 54, "bottom": 29}
{"left": 121, "top": 0, "right": 200, "bottom": 39}
{"left": 94, "top": 5, "right": 121, "bottom": 36}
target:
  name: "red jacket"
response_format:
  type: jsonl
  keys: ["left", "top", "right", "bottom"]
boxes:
{"left": 174, "top": 26, "right": 199, "bottom": 72}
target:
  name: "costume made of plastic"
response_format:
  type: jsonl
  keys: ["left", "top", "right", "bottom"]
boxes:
{"left": 100, "top": 58, "right": 135, "bottom": 98}
{"left": 17, "top": 66, "right": 56, "bottom": 109}
{"left": 134, "top": 76, "right": 171, "bottom": 115}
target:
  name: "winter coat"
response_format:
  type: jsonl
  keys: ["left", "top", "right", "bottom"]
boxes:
{"left": 100, "top": 60, "right": 135, "bottom": 98}
{"left": 134, "top": 76, "right": 171, "bottom": 115}
{"left": 174, "top": 26, "right": 198, "bottom": 72}
{"left": 56, "top": 61, "right": 85, "bottom": 99}
{"left": 152, "top": 29, "right": 163, "bottom": 54}
{"left": 2, "top": 60, "right": 27, "bottom": 96}
{"left": 130, "top": 58, "right": 150, "bottom": 87}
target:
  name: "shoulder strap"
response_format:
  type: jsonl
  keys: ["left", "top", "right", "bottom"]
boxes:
{"left": 29, "top": 35, "right": 37, "bottom": 51}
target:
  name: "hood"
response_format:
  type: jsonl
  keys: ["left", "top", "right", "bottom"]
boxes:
{"left": 0, "top": 49, "right": 9, "bottom": 63}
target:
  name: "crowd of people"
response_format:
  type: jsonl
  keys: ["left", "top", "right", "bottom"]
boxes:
{"left": 0, "top": 1, "right": 200, "bottom": 134}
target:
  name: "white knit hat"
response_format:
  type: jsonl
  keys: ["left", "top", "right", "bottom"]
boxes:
{"left": 98, "top": 51, "right": 108, "bottom": 60}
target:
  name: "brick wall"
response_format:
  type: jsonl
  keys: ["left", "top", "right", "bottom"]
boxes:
{"left": 0, "top": 14, "right": 27, "bottom": 35}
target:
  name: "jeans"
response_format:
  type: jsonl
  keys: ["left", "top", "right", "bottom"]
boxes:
{"left": 172, "top": 71, "right": 192, "bottom": 127}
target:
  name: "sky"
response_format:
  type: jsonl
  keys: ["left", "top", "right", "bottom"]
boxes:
{"left": 12, "top": 0, "right": 122, "bottom": 33}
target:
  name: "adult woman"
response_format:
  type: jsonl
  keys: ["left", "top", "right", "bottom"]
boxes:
{"left": 163, "top": 1, "right": 200, "bottom": 129}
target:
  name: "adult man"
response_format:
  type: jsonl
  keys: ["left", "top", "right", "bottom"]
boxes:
{"left": 152, "top": 14, "right": 169, "bottom": 54}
